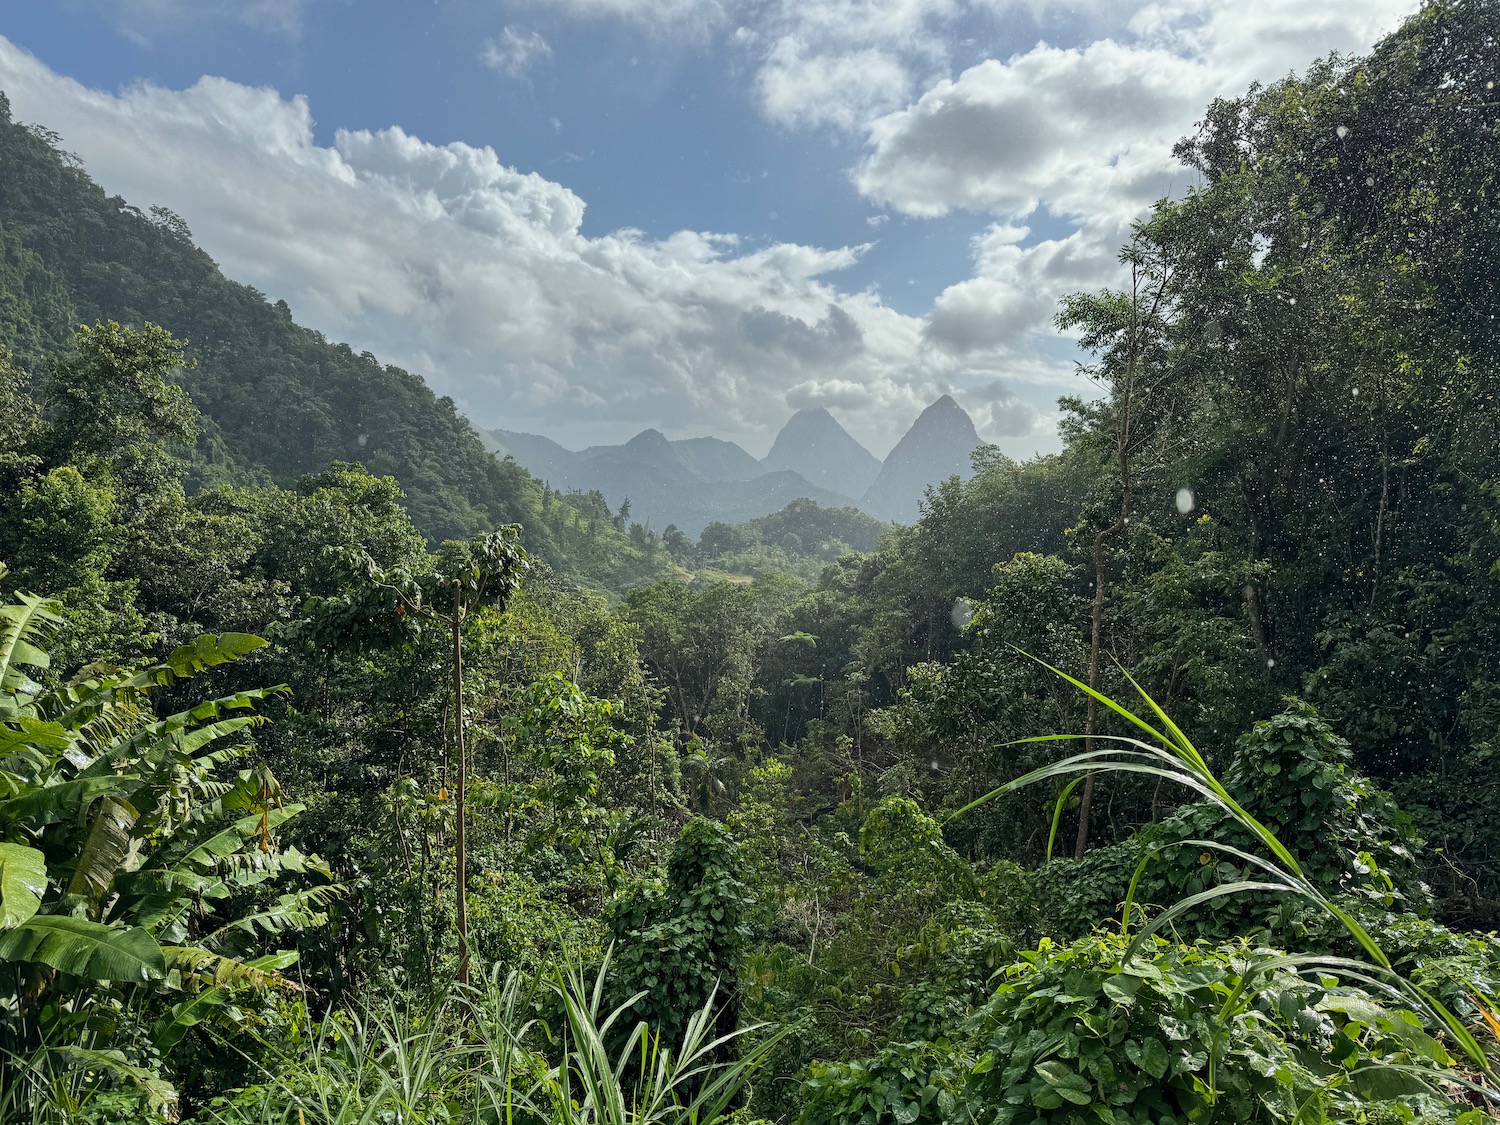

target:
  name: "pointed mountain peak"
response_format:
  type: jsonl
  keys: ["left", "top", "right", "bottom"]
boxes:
{"left": 762, "top": 405, "right": 881, "bottom": 500}
{"left": 913, "top": 394, "right": 971, "bottom": 426}
{"left": 860, "top": 396, "right": 982, "bottom": 523}
{"left": 774, "top": 406, "right": 845, "bottom": 440}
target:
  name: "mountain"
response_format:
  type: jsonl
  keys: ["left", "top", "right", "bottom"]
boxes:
{"left": 482, "top": 425, "right": 856, "bottom": 536}
{"left": 760, "top": 407, "right": 882, "bottom": 500}
{"left": 487, "top": 429, "right": 579, "bottom": 488}
{"left": 674, "top": 436, "right": 760, "bottom": 482}
{"left": 487, "top": 396, "right": 982, "bottom": 534}
{"left": 692, "top": 472, "right": 856, "bottom": 529}
{"left": 861, "top": 395, "right": 982, "bottom": 523}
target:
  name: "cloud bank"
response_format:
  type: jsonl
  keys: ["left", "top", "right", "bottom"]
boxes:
{"left": 0, "top": 36, "right": 998, "bottom": 454}
{"left": 0, "top": 0, "right": 1418, "bottom": 456}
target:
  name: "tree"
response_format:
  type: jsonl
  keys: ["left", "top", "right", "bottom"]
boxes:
{"left": 1055, "top": 241, "right": 1172, "bottom": 856}
{"left": 301, "top": 528, "right": 527, "bottom": 985}
{"left": 661, "top": 523, "right": 692, "bottom": 560}
{"left": 623, "top": 580, "right": 763, "bottom": 744}
{"left": 39, "top": 321, "right": 197, "bottom": 465}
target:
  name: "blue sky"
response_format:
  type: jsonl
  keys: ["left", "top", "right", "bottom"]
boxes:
{"left": 0, "top": 0, "right": 1416, "bottom": 456}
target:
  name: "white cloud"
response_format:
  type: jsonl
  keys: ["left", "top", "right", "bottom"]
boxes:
{"left": 739, "top": 0, "right": 962, "bottom": 132}
{"left": 855, "top": 0, "right": 1419, "bottom": 221}
{"left": 959, "top": 378, "right": 1043, "bottom": 438}
{"left": 850, "top": 0, "right": 1419, "bottom": 361}
{"left": 481, "top": 27, "right": 553, "bottom": 79}
{"left": 755, "top": 38, "right": 914, "bottom": 131}
{"left": 855, "top": 41, "right": 1200, "bottom": 220}
{"left": 0, "top": 36, "right": 1003, "bottom": 456}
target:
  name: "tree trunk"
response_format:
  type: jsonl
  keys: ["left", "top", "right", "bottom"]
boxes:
{"left": 1075, "top": 252, "right": 1161, "bottom": 858}
{"left": 451, "top": 583, "right": 469, "bottom": 989}
{"left": 1076, "top": 519, "right": 1121, "bottom": 858}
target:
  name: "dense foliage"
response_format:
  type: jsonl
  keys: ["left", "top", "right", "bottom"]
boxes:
{"left": 1, "top": 3, "right": 1499, "bottom": 1123}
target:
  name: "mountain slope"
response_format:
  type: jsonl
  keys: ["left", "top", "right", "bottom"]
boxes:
{"left": 673, "top": 436, "right": 760, "bottom": 482}
{"left": 484, "top": 423, "right": 857, "bottom": 536}
{"left": 760, "top": 407, "right": 882, "bottom": 499}
{"left": 861, "top": 395, "right": 982, "bottom": 523}
{"left": 0, "top": 92, "right": 673, "bottom": 586}
{"left": 488, "top": 429, "right": 583, "bottom": 489}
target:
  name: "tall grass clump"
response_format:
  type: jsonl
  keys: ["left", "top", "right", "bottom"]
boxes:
{"left": 205, "top": 950, "right": 778, "bottom": 1125}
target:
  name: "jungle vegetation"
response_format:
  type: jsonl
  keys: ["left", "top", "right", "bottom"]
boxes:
{"left": 1, "top": 2, "right": 1499, "bottom": 1122}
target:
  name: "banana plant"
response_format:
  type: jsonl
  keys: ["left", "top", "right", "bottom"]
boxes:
{"left": 0, "top": 564, "right": 335, "bottom": 1112}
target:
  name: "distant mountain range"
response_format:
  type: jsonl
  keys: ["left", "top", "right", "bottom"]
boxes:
{"left": 481, "top": 395, "right": 983, "bottom": 536}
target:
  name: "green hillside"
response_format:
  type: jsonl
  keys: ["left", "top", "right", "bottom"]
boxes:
{"left": 0, "top": 92, "right": 669, "bottom": 589}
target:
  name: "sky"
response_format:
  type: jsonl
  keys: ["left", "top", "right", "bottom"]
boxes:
{"left": 0, "top": 0, "right": 1418, "bottom": 458}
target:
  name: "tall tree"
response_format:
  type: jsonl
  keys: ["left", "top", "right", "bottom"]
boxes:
{"left": 1055, "top": 240, "right": 1172, "bottom": 855}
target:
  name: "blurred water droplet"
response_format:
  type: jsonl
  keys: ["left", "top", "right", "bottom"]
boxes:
{"left": 1175, "top": 487, "right": 1195, "bottom": 515}
{"left": 951, "top": 598, "right": 975, "bottom": 630}
{"left": 1336, "top": 124, "right": 1349, "bottom": 138}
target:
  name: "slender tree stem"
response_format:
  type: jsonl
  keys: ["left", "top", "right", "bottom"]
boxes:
{"left": 1076, "top": 252, "right": 1165, "bottom": 858}
{"left": 452, "top": 580, "right": 469, "bottom": 989}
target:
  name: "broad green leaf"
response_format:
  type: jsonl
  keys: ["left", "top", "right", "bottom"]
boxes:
{"left": 0, "top": 915, "right": 165, "bottom": 981}
{"left": 1102, "top": 974, "right": 1143, "bottom": 1004}
{"left": 1033, "top": 1060, "right": 1093, "bottom": 1104}
{"left": 162, "top": 946, "right": 299, "bottom": 990}
{"left": 49, "top": 1045, "right": 178, "bottom": 1116}
{"left": 0, "top": 774, "right": 126, "bottom": 830}
{"left": 1125, "top": 1038, "right": 1170, "bottom": 1080}
{"left": 0, "top": 593, "right": 63, "bottom": 703}
{"left": 150, "top": 985, "right": 230, "bottom": 1049}
{"left": 67, "top": 795, "right": 139, "bottom": 908}
{"left": 0, "top": 842, "right": 47, "bottom": 928}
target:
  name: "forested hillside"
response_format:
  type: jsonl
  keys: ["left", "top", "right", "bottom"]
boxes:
{"left": 0, "top": 92, "right": 673, "bottom": 588}
{"left": 2, "top": 3, "right": 1500, "bottom": 1124}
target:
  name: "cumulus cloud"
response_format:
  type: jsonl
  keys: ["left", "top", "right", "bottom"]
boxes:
{"left": 855, "top": 1, "right": 1417, "bottom": 220}
{"left": 0, "top": 35, "right": 990, "bottom": 454}
{"left": 754, "top": 38, "right": 914, "bottom": 131}
{"left": 855, "top": 42, "right": 1200, "bottom": 220}
{"left": 961, "top": 378, "right": 1042, "bottom": 438}
{"left": 848, "top": 0, "right": 1419, "bottom": 361}
{"left": 738, "top": 0, "right": 961, "bottom": 132}
{"left": 524, "top": 0, "right": 1417, "bottom": 376}
{"left": 512, "top": 0, "right": 729, "bottom": 36}
{"left": 481, "top": 27, "right": 553, "bottom": 79}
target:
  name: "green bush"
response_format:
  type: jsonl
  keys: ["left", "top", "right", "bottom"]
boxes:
{"left": 802, "top": 933, "right": 1487, "bottom": 1125}
{"left": 1031, "top": 701, "right": 1428, "bottom": 944}
{"left": 606, "top": 818, "right": 755, "bottom": 1045}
